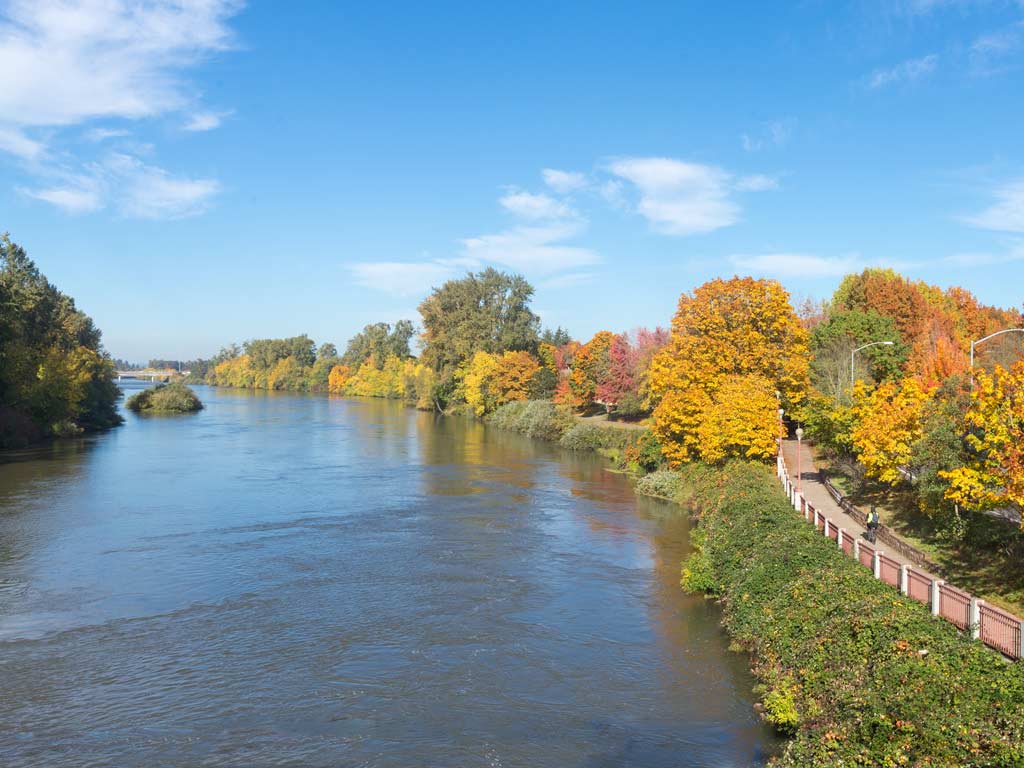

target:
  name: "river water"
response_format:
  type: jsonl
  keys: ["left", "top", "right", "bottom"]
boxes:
{"left": 0, "top": 384, "right": 775, "bottom": 767}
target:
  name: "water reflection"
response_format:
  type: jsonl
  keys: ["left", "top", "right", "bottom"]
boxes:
{"left": 0, "top": 387, "right": 775, "bottom": 767}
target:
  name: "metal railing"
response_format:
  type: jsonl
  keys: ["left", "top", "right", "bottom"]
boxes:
{"left": 777, "top": 451, "right": 1024, "bottom": 661}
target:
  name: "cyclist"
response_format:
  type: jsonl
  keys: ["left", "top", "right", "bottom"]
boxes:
{"left": 866, "top": 505, "right": 880, "bottom": 544}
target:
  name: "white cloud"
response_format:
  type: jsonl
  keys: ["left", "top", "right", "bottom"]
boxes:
{"left": 183, "top": 110, "right": 232, "bottom": 132}
{"left": 349, "top": 261, "right": 464, "bottom": 297}
{"left": 0, "top": 0, "right": 242, "bottom": 128}
{"left": 83, "top": 127, "right": 130, "bottom": 142}
{"left": 741, "top": 119, "right": 792, "bottom": 152}
{"left": 970, "top": 22, "right": 1024, "bottom": 74}
{"left": 963, "top": 179, "right": 1024, "bottom": 232}
{"left": 607, "top": 157, "right": 744, "bottom": 235}
{"left": 736, "top": 174, "right": 779, "bottom": 191}
{"left": 542, "top": 168, "right": 586, "bottom": 194}
{"left": 461, "top": 220, "right": 599, "bottom": 275}
{"left": 0, "top": 126, "right": 45, "bottom": 159}
{"left": 730, "top": 252, "right": 863, "bottom": 277}
{"left": 499, "top": 189, "right": 574, "bottom": 220}
{"left": 868, "top": 53, "right": 939, "bottom": 88}
{"left": 105, "top": 153, "right": 219, "bottom": 219}
{"left": 21, "top": 183, "right": 102, "bottom": 214}
{"left": 539, "top": 271, "right": 597, "bottom": 290}
{"left": 22, "top": 152, "right": 219, "bottom": 219}
{"left": 943, "top": 242, "right": 1024, "bottom": 267}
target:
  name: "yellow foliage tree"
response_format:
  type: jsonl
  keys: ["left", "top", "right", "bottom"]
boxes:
{"left": 697, "top": 375, "right": 781, "bottom": 463}
{"left": 940, "top": 363, "right": 1024, "bottom": 519}
{"left": 849, "top": 378, "right": 930, "bottom": 484}
{"left": 461, "top": 351, "right": 499, "bottom": 416}
{"left": 650, "top": 277, "right": 809, "bottom": 464}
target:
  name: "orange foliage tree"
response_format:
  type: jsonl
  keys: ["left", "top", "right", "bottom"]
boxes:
{"left": 493, "top": 351, "right": 540, "bottom": 405}
{"left": 570, "top": 331, "right": 614, "bottom": 409}
{"left": 650, "top": 277, "right": 809, "bottom": 464}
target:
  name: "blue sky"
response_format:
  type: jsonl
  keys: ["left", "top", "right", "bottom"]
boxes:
{"left": 1, "top": 0, "right": 1023, "bottom": 361}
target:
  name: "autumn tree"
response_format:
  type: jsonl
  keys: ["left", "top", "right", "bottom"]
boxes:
{"left": 650, "top": 277, "right": 810, "bottom": 464}
{"left": 570, "top": 331, "right": 614, "bottom": 409}
{"left": 941, "top": 362, "right": 1024, "bottom": 520}
{"left": 849, "top": 378, "right": 931, "bottom": 485}
{"left": 493, "top": 351, "right": 540, "bottom": 405}
{"left": 696, "top": 375, "right": 781, "bottom": 463}
{"left": 596, "top": 334, "right": 636, "bottom": 412}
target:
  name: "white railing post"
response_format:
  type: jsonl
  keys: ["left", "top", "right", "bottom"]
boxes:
{"left": 970, "top": 598, "right": 982, "bottom": 640}
{"left": 837, "top": 528, "right": 845, "bottom": 551}
{"left": 823, "top": 518, "right": 830, "bottom": 539}
{"left": 1019, "top": 620, "right": 1024, "bottom": 660}
{"left": 873, "top": 551, "right": 882, "bottom": 579}
{"left": 899, "top": 564, "right": 909, "bottom": 595}
{"left": 852, "top": 538, "right": 860, "bottom": 563}
{"left": 931, "top": 580, "right": 944, "bottom": 616}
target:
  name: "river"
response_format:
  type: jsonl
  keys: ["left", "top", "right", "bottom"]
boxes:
{"left": 0, "top": 384, "right": 775, "bottom": 767}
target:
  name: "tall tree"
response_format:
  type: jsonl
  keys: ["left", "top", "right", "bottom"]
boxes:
{"left": 650, "top": 277, "right": 809, "bottom": 464}
{"left": 418, "top": 268, "right": 540, "bottom": 374}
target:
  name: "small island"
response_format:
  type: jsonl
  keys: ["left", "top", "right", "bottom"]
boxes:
{"left": 125, "top": 382, "right": 204, "bottom": 414}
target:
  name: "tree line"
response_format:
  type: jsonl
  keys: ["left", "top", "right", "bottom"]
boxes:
{"left": 0, "top": 235, "right": 121, "bottom": 448}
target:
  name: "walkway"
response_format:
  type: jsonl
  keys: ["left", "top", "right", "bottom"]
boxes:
{"left": 780, "top": 438, "right": 933, "bottom": 576}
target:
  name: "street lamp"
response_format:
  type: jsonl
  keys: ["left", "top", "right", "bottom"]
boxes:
{"left": 851, "top": 341, "right": 896, "bottom": 389}
{"left": 795, "top": 427, "right": 804, "bottom": 493}
{"left": 970, "top": 328, "right": 1024, "bottom": 389}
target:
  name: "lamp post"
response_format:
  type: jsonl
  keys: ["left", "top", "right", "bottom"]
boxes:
{"left": 795, "top": 426, "right": 804, "bottom": 493}
{"left": 970, "top": 328, "right": 1024, "bottom": 390}
{"left": 851, "top": 341, "right": 896, "bottom": 390}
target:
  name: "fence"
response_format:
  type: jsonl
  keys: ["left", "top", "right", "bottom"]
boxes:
{"left": 777, "top": 450, "right": 1024, "bottom": 661}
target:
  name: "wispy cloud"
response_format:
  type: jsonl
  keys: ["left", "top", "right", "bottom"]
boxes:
{"left": 867, "top": 53, "right": 939, "bottom": 88}
{"left": 943, "top": 242, "right": 1024, "bottom": 267}
{"left": 963, "top": 179, "right": 1024, "bottom": 232}
{"left": 0, "top": 0, "right": 241, "bottom": 130}
{"left": 499, "top": 189, "right": 575, "bottom": 220}
{"left": 0, "top": 0, "right": 243, "bottom": 217}
{"left": 741, "top": 119, "right": 792, "bottom": 152}
{"left": 83, "top": 127, "right": 130, "bottom": 143}
{"left": 730, "top": 252, "right": 864, "bottom": 277}
{"left": 542, "top": 168, "right": 586, "bottom": 194}
{"left": 0, "top": 126, "right": 45, "bottom": 160}
{"left": 461, "top": 220, "right": 599, "bottom": 275}
{"left": 22, "top": 183, "right": 102, "bottom": 214}
{"left": 22, "top": 152, "right": 220, "bottom": 218}
{"left": 969, "top": 22, "right": 1024, "bottom": 74}
{"left": 736, "top": 174, "right": 779, "bottom": 192}
{"left": 183, "top": 110, "right": 233, "bottom": 132}
{"left": 349, "top": 260, "right": 467, "bottom": 297}
{"left": 606, "top": 157, "right": 774, "bottom": 236}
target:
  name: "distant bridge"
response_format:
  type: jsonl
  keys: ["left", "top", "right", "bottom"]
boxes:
{"left": 116, "top": 369, "right": 189, "bottom": 382}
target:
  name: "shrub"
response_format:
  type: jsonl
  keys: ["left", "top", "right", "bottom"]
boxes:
{"left": 485, "top": 400, "right": 574, "bottom": 442}
{"left": 559, "top": 421, "right": 634, "bottom": 452}
{"left": 635, "top": 469, "right": 687, "bottom": 501}
{"left": 126, "top": 382, "right": 204, "bottom": 414}
{"left": 681, "top": 460, "right": 1024, "bottom": 766}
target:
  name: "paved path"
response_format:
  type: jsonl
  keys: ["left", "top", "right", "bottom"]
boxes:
{"left": 780, "top": 438, "right": 936, "bottom": 577}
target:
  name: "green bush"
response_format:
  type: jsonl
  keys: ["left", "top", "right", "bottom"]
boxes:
{"left": 559, "top": 421, "right": 633, "bottom": 452}
{"left": 486, "top": 400, "right": 574, "bottom": 442}
{"left": 126, "top": 382, "right": 204, "bottom": 414}
{"left": 680, "top": 460, "right": 1024, "bottom": 766}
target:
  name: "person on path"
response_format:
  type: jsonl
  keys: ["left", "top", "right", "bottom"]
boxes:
{"left": 866, "top": 505, "right": 880, "bottom": 543}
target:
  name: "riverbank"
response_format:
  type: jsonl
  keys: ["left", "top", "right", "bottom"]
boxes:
{"left": 678, "top": 460, "right": 1024, "bottom": 766}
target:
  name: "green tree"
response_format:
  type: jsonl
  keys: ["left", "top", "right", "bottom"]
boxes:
{"left": 809, "top": 309, "right": 907, "bottom": 404}
{"left": 418, "top": 268, "right": 540, "bottom": 375}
